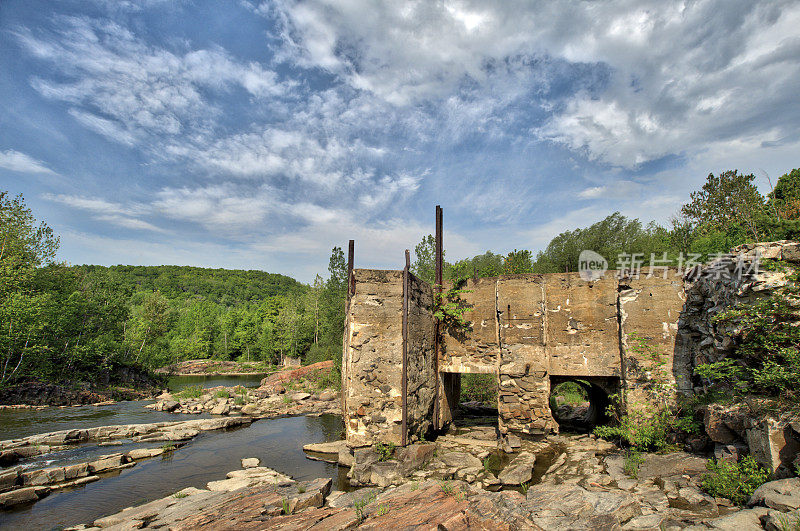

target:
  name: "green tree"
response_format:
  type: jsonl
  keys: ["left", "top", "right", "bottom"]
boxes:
{"left": 412, "top": 234, "right": 439, "bottom": 283}
{"left": 681, "top": 170, "right": 765, "bottom": 241}
{"left": 0, "top": 193, "right": 59, "bottom": 384}
{"left": 768, "top": 168, "right": 800, "bottom": 220}
{"left": 503, "top": 249, "right": 533, "bottom": 274}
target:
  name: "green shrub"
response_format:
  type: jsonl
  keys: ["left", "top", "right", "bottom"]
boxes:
{"left": 175, "top": 385, "right": 203, "bottom": 399}
{"left": 215, "top": 389, "right": 230, "bottom": 399}
{"left": 701, "top": 456, "right": 769, "bottom": 505}
{"left": 460, "top": 373, "right": 497, "bottom": 405}
{"left": 234, "top": 395, "right": 245, "bottom": 406}
{"left": 374, "top": 442, "right": 395, "bottom": 461}
{"left": 702, "top": 272, "right": 800, "bottom": 402}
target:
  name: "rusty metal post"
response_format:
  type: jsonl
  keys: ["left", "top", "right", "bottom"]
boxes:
{"left": 347, "top": 239, "right": 355, "bottom": 296}
{"left": 433, "top": 205, "right": 443, "bottom": 430}
{"left": 343, "top": 239, "right": 354, "bottom": 415}
{"left": 401, "top": 249, "right": 410, "bottom": 445}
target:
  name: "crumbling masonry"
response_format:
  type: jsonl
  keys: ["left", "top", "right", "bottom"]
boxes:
{"left": 341, "top": 268, "right": 690, "bottom": 447}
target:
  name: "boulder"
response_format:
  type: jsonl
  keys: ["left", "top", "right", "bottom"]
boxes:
{"left": 667, "top": 486, "right": 719, "bottom": 517}
{"left": 303, "top": 440, "right": 348, "bottom": 462}
{"left": 241, "top": 457, "right": 260, "bottom": 469}
{"left": 498, "top": 451, "right": 536, "bottom": 485}
{"left": 64, "top": 462, "right": 89, "bottom": 479}
{"left": 240, "top": 404, "right": 260, "bottom": 415}
{"left": 703, "top": 507, "right": 769, "bottom": 529}
{"left": 126, "top": 448, "right": 164, "bottom": 460}
{"left": 749, "top": 478, "right": 800, "bottom": 512}
{"left": 0, "top": 468, "right": 19, "bottom": 491}
{"left": 526, "top": 484, "right": 641, "bottom": 528}
{"left": 21, "top": 466, "right": 66, "bottom": 486}
{"left": 318, "top": 391, "right": 338, "bottom": 401}
{"left": 291, "top": 392, "right": 311, "bottom": 401}
{"left": 439, "top": 451, "right": 482, "bottom": 470}
{"left": 161, "top": 400, "right": 180, "bottom": 412}
{"left": 395, "top": 443, "right": 436, "bottom": 474}
{"left": 0, "top": 486, "right": 40, "bottom": 508}
{"left": 88, "top": 453, "right": 126, "bottom": 473}
{"left": 746, "top": 418, "right": 800, "bottom": 476}
{"left": 210, "top": 402, "right": 230, "bottom": 415}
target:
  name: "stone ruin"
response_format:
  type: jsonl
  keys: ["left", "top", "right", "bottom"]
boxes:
{"left": 341, "top": 267, "right": 692, "bottom": 447}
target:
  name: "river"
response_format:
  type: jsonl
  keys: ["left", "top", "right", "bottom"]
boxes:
{"left": 0, "top": 377, "right": 346, "bottom": 530}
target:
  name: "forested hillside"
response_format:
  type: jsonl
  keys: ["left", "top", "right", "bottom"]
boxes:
{"left": 0, "top": 192, "right": 346, "bottom": 387}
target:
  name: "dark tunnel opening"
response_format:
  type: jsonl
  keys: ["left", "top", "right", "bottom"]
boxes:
{"left": 549, "top": 377, "right": 613, "bottom": 433}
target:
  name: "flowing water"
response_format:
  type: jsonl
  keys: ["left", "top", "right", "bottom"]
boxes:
{"left": 0, "top": 376, "right": 346, "bottom": 530}
{"left": 166, "top": 374, "right": 267, "bottom": 392}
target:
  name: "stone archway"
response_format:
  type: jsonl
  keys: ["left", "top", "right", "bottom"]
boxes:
{"left": 548, "top": 376, "right": 617, "bottom": 432}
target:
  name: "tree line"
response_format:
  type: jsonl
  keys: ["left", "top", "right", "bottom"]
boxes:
{"left": 0, "top": 191, "right": 347, "bottom": 385}
{"left": 412, "top": 168, "right": 800, "bottom": 281}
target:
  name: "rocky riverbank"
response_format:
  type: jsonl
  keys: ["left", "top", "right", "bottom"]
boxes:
{"left": 150, "top": 360, "right": 339, "bottom": 417}
{"left": 156, "top": 359, "right": 276, "bottom": 376}
{"left": 64, "top": 429, "right": 800, "bottom": 530}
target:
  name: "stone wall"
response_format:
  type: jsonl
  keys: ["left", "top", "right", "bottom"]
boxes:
{"left": 405, "top": 273, "right": 437, "bottom": 442}
{"left": 343, "top": 270, "right": 405, "bottom": 446}
{"left": 619, "top": 270, "right": 689, "bottom": 410}
{"left": 439, "top": 272, "right": 685, "bottom": 436}
{"left": 342, "top": 269, "right": 436, "bottom": 447}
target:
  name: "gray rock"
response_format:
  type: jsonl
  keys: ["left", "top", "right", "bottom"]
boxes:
{"left": 0, "top": 467, "right": 19, "bottom": 491}
{"left": 291, "top": 392, "right": 311, "bottom": 401}
{"left": 21, "top": 466, "right": 65, "bottom": 486}
{"left": 0, "top": 486, "right": 40, "bottom": 508}
{"left": 318, "top": 391, "right": 338, "bottom": 401}
{"left": 499, "top": 451, "right": 536, "bottom": 485}
{"left": 439, "top": 451, "right": 482, "bottom": 470}
{"left": 704, "top": 507, "right": 769, "bottom": 529}
{"left": 749, "top": 478, "right": 800, "bottom": 512}
{"left": 126, "top": 448, "right": 164, "bottom": 460}
{"left": 667, "top": 486, "right": 719, "bottom": 518}
{"left": 241, "top": 457, "right": 260, "bottom": 469}
{"left": 210, "top": 402, "right": 230, "bottom": 415}
{"left": 161, "top": 400, "right": 180, "bottom": 412}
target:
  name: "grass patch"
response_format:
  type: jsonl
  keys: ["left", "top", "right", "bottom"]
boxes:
{"left": 215, "top": 389, "right": 230, "bottom": 399}
{"left": 234, "top": 395, "right": 246, "bottom": 406}
{"left": 175, "top": 385, "right": 203, "bottom": 399}
{"left": 172, "top": 492, "right": 189, "bottom": 499}
{"left": 623, "top": 449, "right": 644, "bottom": 479}
{"left": 161, "top": 443, "right": 177, "bottom": 452}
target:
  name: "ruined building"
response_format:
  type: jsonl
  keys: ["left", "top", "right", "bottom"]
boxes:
{"left": 341, "top": 265, "right": 691, "bottom": 447}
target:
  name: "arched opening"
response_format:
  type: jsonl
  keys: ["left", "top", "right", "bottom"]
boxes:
{"left": 549, "top": 377, "right": 613, "bottom": 432}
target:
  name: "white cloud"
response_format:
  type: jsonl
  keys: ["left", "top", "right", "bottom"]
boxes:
{"left": 18, "top": 16, "right": 288, "bottom": 147}
{"left": 0, "top": 150, "right": 57, "bottom": 175}
{"left": 263, "top": 0, "right": 800, "bottom": 169}
{"left": 43, "top": 193, "right": 164, "bottom": 232}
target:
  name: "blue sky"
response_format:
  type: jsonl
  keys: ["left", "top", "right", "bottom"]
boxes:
{"left": 2, "top": 0, "right": 799, "bottom": 282}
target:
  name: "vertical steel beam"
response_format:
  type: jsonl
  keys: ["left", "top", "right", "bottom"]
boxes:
{"left": 347, "top": 239, "right": 355, "bottom": 296}
{"left": 343, "top": 239, "right": 354, "bottom": 415}
{"left": 401, "top": 249, "right": 410, "bottom": 445}
{"left": 434, "top": 205, "right": 443, "bottom": 430}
